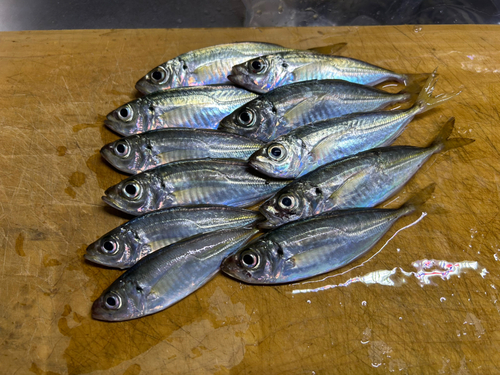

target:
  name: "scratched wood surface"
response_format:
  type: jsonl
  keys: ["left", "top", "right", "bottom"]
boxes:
{"left": 1, "top": 25, "right": 499, "bottom": 375}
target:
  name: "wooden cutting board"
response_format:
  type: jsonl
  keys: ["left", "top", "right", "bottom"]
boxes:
{"left": 1, "top": 25, "right": 499, "bottom": 375}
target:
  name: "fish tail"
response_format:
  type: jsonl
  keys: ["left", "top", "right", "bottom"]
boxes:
{"left": 402, "top": 183, "right": 436, "bottom": 213}
{"left": 308, "top": 42, "right": 348, "bottom": 55}
{"left": 428, "top": 117, "right": 475, "bottom": 152}
{"left": 412, "top": 68, "right": 461, "bottom": 114}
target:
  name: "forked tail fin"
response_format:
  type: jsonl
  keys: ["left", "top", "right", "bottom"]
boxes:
{"left": 402, "top": 183, "right": 436, "bottom": 213}
{"left": 411, "top": 69, "right": 461, "bottom": 115}
{"left": 428, "top": 117, "right": 475, "bottom": 152}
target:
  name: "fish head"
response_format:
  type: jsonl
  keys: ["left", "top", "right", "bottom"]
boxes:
{"left": 105, "top": 100, "right": 151, "bottom": 136}
{"left": 102, "top": 174, "right": 159, "bottom": 215}
{"left": 228, "top": 55, "right": 288, "bottom": 94}
{"left": 92, "top": 279, "right": 146, "bottom": 321}
{"left": 84, "top": 227, "right": 142, "bottom": 269}
{"left": 221, "top": 238, "right": 284, "bottom": 284}
{"left": 248, "top": 135, "right": 306, "bottom": 178}
{"left": 218, "top": 98, "right": 279, "bottom": 142}
{"left": 135, "top": 58, "right": 185, "bottom": 94}
{"left": 100, "top": 136, "right": 151, "bottom": 174}
{"left": 259, "top": 182, "right": 315, "bottom": 228}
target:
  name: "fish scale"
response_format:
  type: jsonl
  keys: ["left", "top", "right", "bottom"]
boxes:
{"left": 92, "top": 228, "right": 259, "bottom": 321}
{"left": 136, "top": 42, "right": 297, "bottom": 94}
{"left": 103, "top": 159, "right": 292, "bottom": 216}
{"left": 85, "top": 206, "right": 263, "bottom": 269}
{"left": 257, "top": 118, "right": 473, "bottom": 228}
{"left": 221, "top": 202, "right": 420, "bottom": 284}
{"left": 105, "top": 85, "right": 258, "bottom": 136}
{"left": 218, "top": 79, "right": 412, "bottom": 142}
{"left": 228, "top": 51, "right": 410, "bottom": 93}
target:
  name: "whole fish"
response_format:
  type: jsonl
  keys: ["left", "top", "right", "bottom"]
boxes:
{"left": 102, "top": 159, "right": 292, "bottom": 216}
{"left": 259, "top": 118, "right": 473, "bottom": 228}
{"left": 217, "top": 79, "right": 415, "bottom": 142}
{"left": 249, "top": 72, "right": 457, "bottom": 178}
{"left": 229, "top": 50, "right": 428, "bottom": 94}
{"left": 85, "top": 206, "right": 263, "bottom": 269}
{"left": 105, "top": 85, "right": 258, "bottom": 136}
{"left": 92, "top": 227, "right": 259, "bottom": 321}
{"left": 221, "top": 185, "right": 434, "bottom": 284}
{"left": 101, "top": 128, "right": 264, "bottom": 174}
{"left": 135, "top": 42, "right": 345, "bottom": 94}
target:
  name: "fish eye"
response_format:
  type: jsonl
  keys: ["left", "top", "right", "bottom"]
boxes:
{"left": 122, "top": 182, "right": 142, "bottom": 199}
{"left": 267, "top": 144, "right": 286, "bottom": 161}
{"left": 278, "top": 194, "right": 296, "bottom": 210}
{"left": 101, "top": 239, "right": 119, "bottom": 255}
{"left": 240, "top": 250, "right": 260, "bottom": 269}
{"left": 114, "top": 141, "right": 130, "bottom": 158}
{"left": 249, "top": 58, "right": 266, "bottom": 74}
{"left": 117, "top": 105, "right": 134, "bottom": 122}
{"left": 150, "top": 66, "right": 167, "bottom": 84}
{"left": 236, "top": 108, "right": 256, "bottom": 128}
{"left": 104, "top": 292, "right": 122, "bottom": 310}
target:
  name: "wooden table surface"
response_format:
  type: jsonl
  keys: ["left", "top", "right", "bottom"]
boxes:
{"left": 1, "top": 25, "right": 499, "bottom": 375}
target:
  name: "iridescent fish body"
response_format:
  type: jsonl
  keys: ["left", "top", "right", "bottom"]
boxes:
{"left": 217, "top": 79, "right": 412, "bottom": 142}
{"left": 105, "top": 85, "right": 258, "bottom": 136}
{"left": 259, "top": 118, "right": 473, "bottom": 228}
{"left": 136, "top": 42, "right": 297, "bottom": 94}
{"left": 101, "top": 128, "right": 264, "bottom": 174}
{"left": 222, "top": 186, "right": 434, "bottom": 284}
{"left": 248, "top": 72, "right": 458, "bottom": 178}
{"left": 92, "top": 228, "right": 259, "bottom": 321}
{"left": 229, "top": 51, "right": 411, "bottom": 94}
{"left": 102, "top": 159, "right": 292, "bottom": 216}
{"left": 85, "top": 206, "right": 263, "bottom": 269}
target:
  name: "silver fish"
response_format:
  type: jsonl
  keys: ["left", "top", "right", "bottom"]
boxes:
{"left": 259, "top": 118, "right": 473, "bottom": 228}
{"left": 102, "top": 159, "right": 292, "bottom": 216}
{"left": 85, "top": 206, "right": 263, "bottom": 269}
{"left": 217, "top": 79, "right": 414, "bottom": 142}
{"left": 92, "top": 227, "right": 259, "bottom": 321}
{"left": 135, "top": 42, "right": 297, "bottom": 94}
{"left": 101, "top": 128, "right": 264, "bottom": 174}
{"left": 221, "top": 185, "right": 434, "bottom": 284}
{"left": 229, "top": 51, "right": 427, "bottom": 94}
{"left": 105, "top": 85, "right": 258, "bottom": 136}
{"left": 249, "top": 72, "right": 458, "bottom": 178}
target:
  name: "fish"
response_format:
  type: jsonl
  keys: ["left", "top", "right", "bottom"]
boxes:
{"left": 84, "top": 206, "right": 263, "bottom": 269}
{"left": 105, "top": 85, "right": 258, "bottom": 136}
{"left": 249, "top": 71, "right": 458, "bottom": 179}
{"left": 92, "top": 227, "right": 259, "bottom": 321}
{"left": 221, "top": 184, "right": 435, "bottom": 284}
{"left": 101, "top": 128, "right": 264, "bottom": 174}
{"left": 259, "top": 118, "right": 474, "bottom": 228}
{"left": 217, "top": 79, "right": 416, "bottom": 142}
{"left": 228, "top": 50, "right": 429, "bottom": 94}
{"left": 102, "top": 159, "right": 293, "bottom": 216}
{"left": 135, "top": 42, "right": 346, "bottom": 94}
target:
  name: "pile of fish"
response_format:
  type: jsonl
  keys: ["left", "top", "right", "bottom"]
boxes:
{"left": 86, "top": 41, "right": 473, "bottom": 321}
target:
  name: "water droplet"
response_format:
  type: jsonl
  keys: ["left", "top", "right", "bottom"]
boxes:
{"left": 413, "top": 26, "right": 423, "bottom": 33}
{"left": 362, "top": 301, "right": 367, "bottom": 306}
{"left": 307, "top": 300, "right": 311, "bottom": 304}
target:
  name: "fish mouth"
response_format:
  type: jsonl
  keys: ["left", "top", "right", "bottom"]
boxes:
{"left": 258, "top": 205, "right": 285, "bottom": 229}
{"left": 135, "top": 77, "right": 155, "bottom": 95}
{"left": 248, "top": 153, "right": 272, "bottom": 176}
{"left": 102, "top": 195, "right": 122, "bottom": 212}
{"left": 228, "top": 73, "right": 266, "bottom": 94}
{"left": 104, "top": 119, "right": 128, "bottom": 136}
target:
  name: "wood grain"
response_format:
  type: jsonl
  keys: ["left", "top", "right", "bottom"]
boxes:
{"left": 0, "top": 25, "right": 499, "bottom": 375}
